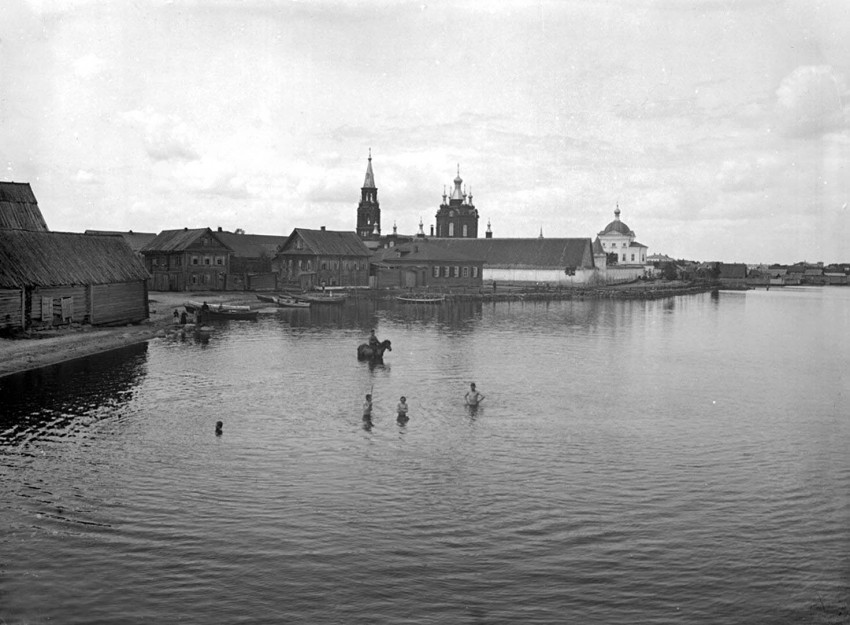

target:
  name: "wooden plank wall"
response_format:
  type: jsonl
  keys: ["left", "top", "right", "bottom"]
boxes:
{"left": 30, "top": 286, "right": 87, "bottom": 328}
{"left": 0, "top": 288, "right": 24, "bottom": 331}
{"left": 91, "top": 281, "right": 148, "bottom": 325}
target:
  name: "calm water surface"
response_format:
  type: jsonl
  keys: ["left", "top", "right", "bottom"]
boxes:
{"left": 1, "top": 287, "right": 848, "bottom": 624}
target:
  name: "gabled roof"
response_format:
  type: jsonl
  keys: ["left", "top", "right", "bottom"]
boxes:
{"left": 214, "top": 231, "right": 288, "bottom": 258}
{"left": 277, "top": 228, "right": 371, "bottom": 258}
{"left": 372, "top": 239, "right": 483, "bottom": 265}
{"left": 85, "top": 230, "right": 157, "bottom": 253}
{"left": 426, "top": 238, "right": 595, "bottom": 269}
{"left": 0, "top": 230, "right": 149, "bottom": 288}
{"left": 141, "top": 228, "right": 231, "bottom": 253}
{"left": 592, "top": 237, "right": 604, "bottom": 255}
{"left": 629, "top": 241, "right": 648, "bottom": 249}
{"left": 0, "top": 182, "right": 49, "bottom": 231}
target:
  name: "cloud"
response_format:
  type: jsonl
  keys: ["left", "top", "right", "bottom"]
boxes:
{"left": 120, "top": 109, "right": 199, "bottom": 162}
{"left": 73, "top": 169, "right": 98, "bottom": 184}
{"left": 774, "top": 65, "right": 849, "bottom": 138}
{"left": 72, "top": 53, "right": 106, "bottom": 79}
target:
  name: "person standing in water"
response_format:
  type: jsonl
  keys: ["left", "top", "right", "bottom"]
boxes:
{"left": 465, "top": 382, "right": 485, "bottom": 407}
{"left": 215, "top": 421, "right": 223, "bottom": 435}
{"left": 363, "top": 394, "right": 373, "bottom": 421}
{"left": 396, "top": 396, "right": 409, "bottom": 423}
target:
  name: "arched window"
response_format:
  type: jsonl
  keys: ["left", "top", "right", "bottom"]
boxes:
{"left": 449, "top": 222, "right": 455, "bottom": 237}
{"left": 462, "top": 224, "right": 468, "bottom": 237}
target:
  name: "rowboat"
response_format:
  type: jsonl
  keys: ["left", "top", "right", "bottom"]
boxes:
{"left": 256, "top": 294, "right": 310, "bottom": 308}
{"left": 396, "top": 295, "right": 446, "bottom": 304}
{"left": 297, "top": 293, "right": 347, "bottom": 305}
{"left": 185, "top": 301, "right": 259, "bottom": 321}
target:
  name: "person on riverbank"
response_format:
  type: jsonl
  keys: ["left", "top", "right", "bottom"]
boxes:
{"left": 173, "top": 309, "right": 179, "bottom": 324}
{"left": 465, "top": 382, "right": 485, "bottom": 407}
{"left": 215, "top": 420, "right": 223, "bottom": 435}
{"left": 397, "top": 396, "right": 409, "bottom": 423}
{"left": 363, "top": 394, "right": 373, "bottom": 421}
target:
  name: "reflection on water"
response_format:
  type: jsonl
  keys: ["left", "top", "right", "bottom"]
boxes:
{"left": 1, "top": 289, "right": 848, "bottom": 625}
{"left": 0, "top": 342, "right": 148, "bottom": 447}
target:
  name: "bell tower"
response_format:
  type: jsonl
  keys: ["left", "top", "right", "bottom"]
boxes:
{"left": 356, "top": 149, "right": 381, "bottom": 239}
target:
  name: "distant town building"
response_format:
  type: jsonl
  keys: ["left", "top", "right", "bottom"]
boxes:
{"left": 356, "top": 150, "right": 381, "bottom": 240}
{"left": 435, "top": 166, "right": 479, "bottom": 238}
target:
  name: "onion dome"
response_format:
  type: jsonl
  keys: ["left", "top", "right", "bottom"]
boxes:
{"left": 600, "top": 205, "right": 635, "bottom": 236}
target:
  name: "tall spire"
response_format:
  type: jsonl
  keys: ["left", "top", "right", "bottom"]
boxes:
{"left": 450, "top": 165, "right": 463, "bottom": 201}
{"left": 363, "top": 148, "right": 375, "bottom": 188}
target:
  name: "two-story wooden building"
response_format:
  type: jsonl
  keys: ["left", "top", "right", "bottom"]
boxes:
{"left": 273, "top": 228, "right": 371, "bottom": 290}
{"left": 141, "top": 228, "right": 232, "bottom": 291}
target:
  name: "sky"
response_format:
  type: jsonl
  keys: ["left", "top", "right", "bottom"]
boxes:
{"left": 2, "top": 0, "right": 849, "bottom": 264}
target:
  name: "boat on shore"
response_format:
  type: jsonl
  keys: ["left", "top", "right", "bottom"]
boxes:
{"left": 396, "top": 294, "right": 446, "bottom": 304}
{"left": 185, "top": 301, "right": 259, "bottom": 321}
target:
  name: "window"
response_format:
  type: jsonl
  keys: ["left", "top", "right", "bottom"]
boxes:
{"left": 216, "top": 256, "right": 224, "bottom": 266}
{"left": 321, "top": 261, "right": 327, "bottom": 270}
{"left": 449, "top": 223, "right": 455, "bottom": 237}
{"left": 472, "top": 266, "right": 479, "bottom": 278}
{"left": 203, "top": 273, "right": 210, "bottom": 284}
{"left": 298, "top": 260, "right": 303, "bottom": 270}
{"left": 191, "top": 274, "right": 198, "bottom": 285}
{"left": 453, "top": 266, "right": 460, "bottom": 278}
{"left": 307, "top": 261, "right": 312, "bottom": 271}
{"left": 631, "top": 254, "right": 635, "bottom": 262}
{"left": 443, "top": 266, "right": 450, "bottom": 277}
{"left": 462, "top": 224, "right": 468, "bottom": 237}
{"left": 192, "top": 256, "right": 199, "bottom": 265}
{"left": 296, "top": 239, "right": 303, "bottom": 250}
{"left": 433, "top": 265, "right": 440, "bottom": 278}
{"left": 462, "top": 266, "right": 469, "bottom": 277}
{"left": 204, "top": 256, "right": 211, "bottom": 265}
{"left": 622, "top": 254, "right": 627, "bottom": 262}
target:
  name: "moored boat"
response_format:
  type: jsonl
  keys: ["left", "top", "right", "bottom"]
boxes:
{"left": 396, "top": 294, "right": 446, "bottom": 304}
{"left": 296, "top": 293, "right": 347, "bottom": 305}
{"left": 277, "top": 295, "right": 310, "bottom": 308}
{"left": 185, "top": 301, "right": 259, "bottom": 321}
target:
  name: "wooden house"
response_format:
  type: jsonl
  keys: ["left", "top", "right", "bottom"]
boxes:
{"left": 718, "top": 263, "right": 748, "bottom": 288}
{"left": 141, "top": 228, "right": 232, "bottom": 291}
{"left": 273, "top": 228, "right": 371, "bottom": 290}
{"left": 0, "top": 230, "right": 150, "bottom": 332}
{"left": 371, "top": 238, "right": 484, "bottom": 290}
{"left": 0, "top": 182, "right": 48, "bottom": 231}
{"left": 213, "top": 228, "right": 288, "bottom": 290}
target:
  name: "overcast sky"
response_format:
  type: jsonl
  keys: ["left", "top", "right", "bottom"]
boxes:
{"left": 3, "top": 0, "right": 849, "bottom": 264}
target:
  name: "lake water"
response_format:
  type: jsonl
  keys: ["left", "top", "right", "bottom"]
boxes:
{"left": 1, "top": 287, "right": 848, "bottom": 624}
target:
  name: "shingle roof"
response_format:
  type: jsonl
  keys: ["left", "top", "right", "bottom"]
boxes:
{"left": 0, "top": 230, "right": 149, "bottom": 288}
{"left": 425, "top": 238, "right": 595, "bottom": 269}
{"left": 85, "top": 230, "right": 157, "bottom": 253}
{"left": 278, "top": 228, "right": 371, "bottom": 257}
{"left": 0, "top": 182, "right": 49, "bottom": 231}
{"left": 141, "top": 228, "right": 231, "bottom": 253}
{"left": 214, "top": 231, "right": 288, "bottom": 258}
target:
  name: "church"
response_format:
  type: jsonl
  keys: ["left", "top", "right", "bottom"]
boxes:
{"left": 352, "top": 152, "right": 649, "bottom": 285}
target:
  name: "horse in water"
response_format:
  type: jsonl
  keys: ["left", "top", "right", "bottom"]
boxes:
{"left": 357, "top": 339, "right": 392, "bottom": 362}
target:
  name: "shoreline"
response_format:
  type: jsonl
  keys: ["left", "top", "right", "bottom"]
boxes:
{"left": 0, "top": 283, "right": 715, "bottom": 379}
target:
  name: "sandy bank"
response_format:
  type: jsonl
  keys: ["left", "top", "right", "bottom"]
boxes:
{"left": 0, "top": 291, "right": 257, "bottom": 379}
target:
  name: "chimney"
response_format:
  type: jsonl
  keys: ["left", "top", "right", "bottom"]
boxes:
{"left": 321, "top": 225, "right": 326, "bottom": 231}
{"left": 217, "top": 226, "right": 222, "bottom": 232}
{"left": 430, "top": 225, "right": 434, "bottom": 236}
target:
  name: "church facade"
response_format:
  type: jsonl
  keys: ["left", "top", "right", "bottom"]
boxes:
{"left": 434, "top": 167, "right": 479, "bottom": 238}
